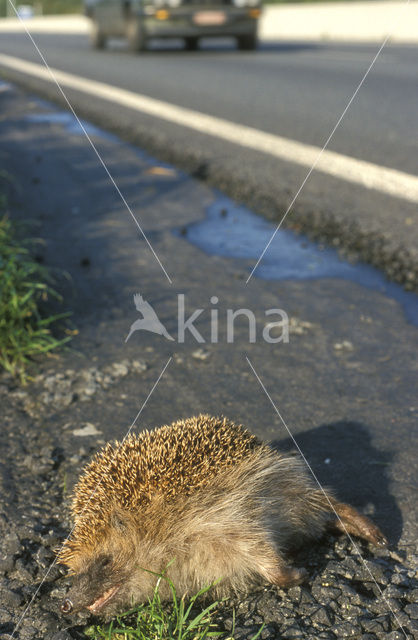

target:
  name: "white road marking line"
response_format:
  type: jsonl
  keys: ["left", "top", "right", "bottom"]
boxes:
{"left": 1, "top": 53, "right": 417, "bottom": 204}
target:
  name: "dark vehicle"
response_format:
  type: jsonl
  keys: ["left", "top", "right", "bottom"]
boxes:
{"left": 84, "top": 0, "right": 261, "bottom": 51}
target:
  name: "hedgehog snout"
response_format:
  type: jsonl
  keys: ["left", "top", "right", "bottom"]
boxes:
{"left": 60, "top": 598, "right": 73, "bottom": 614}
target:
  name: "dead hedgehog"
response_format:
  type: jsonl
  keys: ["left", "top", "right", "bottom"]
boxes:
{"left": 58, "top": 415, "right": 387, "bottom": 618}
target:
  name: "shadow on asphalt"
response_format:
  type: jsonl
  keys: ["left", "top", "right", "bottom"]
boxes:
{"left": 272, "top": 421, "right": 402, "bottom": 545}
{"left": 113, "top": 39, "right": 321, "bottom": 56}
{"left": 0, "top": 32, "right": 320, "bottom": 55}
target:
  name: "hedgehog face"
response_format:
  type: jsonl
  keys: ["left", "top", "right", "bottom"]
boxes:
{"left": 61, "top": 547, "right": 163, "bottom": 618}
{"left": 61, "top": 552, "right": 126, "bottom": 616}
{"left": 60, "top": 508, "right": 159, "bottom": 618}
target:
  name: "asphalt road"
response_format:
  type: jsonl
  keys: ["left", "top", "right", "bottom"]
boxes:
{"left": 0, "top": 33, "right": 417, "bottom": 173}
{"left": 0, "top": 48, "right": 417, "bottom": 640}
{"left": 0, "top": 32, "right": 417, "bottom": 288}
{"left": 1, "top": 81, "right": 417, "bottom": 545}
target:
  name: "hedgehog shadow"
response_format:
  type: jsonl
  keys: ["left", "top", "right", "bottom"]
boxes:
{"left": 271, "top": 420, "right": 401, "bottom": 546}
{"left": 266, "top": 421, "right": 402, "bottom": 596}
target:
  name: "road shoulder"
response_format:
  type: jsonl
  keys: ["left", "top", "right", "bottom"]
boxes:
{"left": 0, "top": 81, "right": 416, "bottom": 640}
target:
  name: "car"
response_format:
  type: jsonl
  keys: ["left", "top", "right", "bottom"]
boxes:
{"left": 84, "top": 0, "right": 262, "bottom": 52}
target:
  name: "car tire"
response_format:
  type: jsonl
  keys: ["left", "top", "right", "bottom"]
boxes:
{"left": 184, "top": 37, "right": 199, "bottom": 51}
{"left": 127, "top": 19, "right": 147, "bottom": 52}
{"left": 90, "top": 21, "right": 107, "bottom": 50}
{"left": 237, "top": 33, "right": 257, "bottom": 51}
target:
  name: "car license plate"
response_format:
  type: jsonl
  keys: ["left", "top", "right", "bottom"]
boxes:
{"left": 193, "top": 11, "right": 226, "bottom": 26}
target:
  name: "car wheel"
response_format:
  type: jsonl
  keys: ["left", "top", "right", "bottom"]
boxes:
{"left": 184, "top": 37, "right": 199, "bottom": 51}
{"left": 90, "top": 21, "right": 107, "bottom": 50}
{"left": 127, "top": 19, "right": 147, "bottom": 52}
{"left": 237, "top": 33, "right": 257, "bottom": 51}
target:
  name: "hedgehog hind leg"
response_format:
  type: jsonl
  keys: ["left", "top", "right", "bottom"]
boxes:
{"left": 265, "top": 564, "right": 308, "bottom": 588}
{"left": 254, "top": 543, "right": 308, "bottom": 588}
{"left": 328, "top": 499, "right": 388, "bottom": 547}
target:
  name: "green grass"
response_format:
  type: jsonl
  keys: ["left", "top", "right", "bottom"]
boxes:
{"left": 37, "top": 0, "right": 83, "bottom": 14}
{"left": 0, "top": 214, "right": 70, "bottom": 384}
{"left": 85, "top": 570, "right": 264, "bottom": 640}
{"left": 0, "top": 1, "right": 83, "bottom": 17}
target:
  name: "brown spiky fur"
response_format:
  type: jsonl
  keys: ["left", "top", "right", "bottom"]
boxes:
{"left": 58, "top": 415, "right": 387, "bottom": 617}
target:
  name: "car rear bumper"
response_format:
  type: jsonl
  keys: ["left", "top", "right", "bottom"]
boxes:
{"left": 140, "top": 8, "right": 260, "bottom": 38}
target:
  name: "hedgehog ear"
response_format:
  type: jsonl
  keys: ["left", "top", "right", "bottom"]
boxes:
{"left": 110, "top": 509, "right": 129, "bottom": 532}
